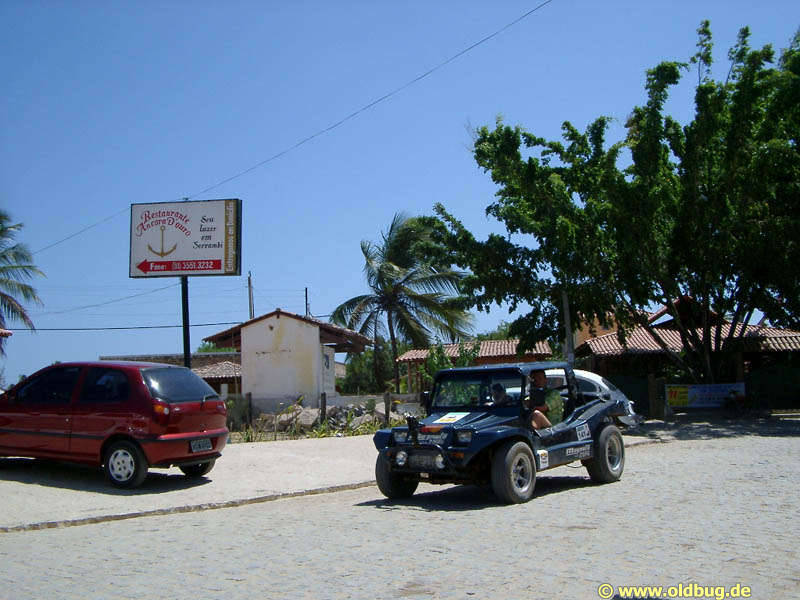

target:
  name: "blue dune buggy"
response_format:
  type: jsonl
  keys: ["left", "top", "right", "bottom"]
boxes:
{"left": 373, "top": 361, "right": 637, "bottom": 504}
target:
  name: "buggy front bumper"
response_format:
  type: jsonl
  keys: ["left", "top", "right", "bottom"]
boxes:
{"left": 379, "top": 443, "right": 472, "bottom": 478}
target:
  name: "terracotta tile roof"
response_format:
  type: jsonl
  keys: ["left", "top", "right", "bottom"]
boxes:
{"left": 192, "top": 361, "right": 241, "bottom": 380}
{"left": 578, "top": 324, "right": 800, "bottom": 357}
{"left": 397, "top": 339, "right": 552, "bottom": 363}
{"left": 0, "top": 329, "right": 12, "bottom": 338}
{"left": 736, "top": 330, "right": 800, "bottom": 352}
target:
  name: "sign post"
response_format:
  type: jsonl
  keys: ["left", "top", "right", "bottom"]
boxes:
{"left": 129, "top": 199, "right": 242, "bottom": 367}
{"left": 181, "top": 276, "right": 190, "bottom": 367}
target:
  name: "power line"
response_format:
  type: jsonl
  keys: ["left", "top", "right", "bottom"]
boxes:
{"left": 35, "top": 283, "right": 179, "bottom": 316}
{"left": 188, "top": 1, "right": 555, "bottom": 199}
{"left": 31, "top": 2, "right": 555, "bottom": 255}
{"left": 32, "top": 207, "right": 129, "bottom": 255}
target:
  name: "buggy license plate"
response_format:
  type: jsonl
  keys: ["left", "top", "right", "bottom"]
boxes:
{"left": 190, "top": 438, "right": 212, "bottom": 453}
{"left": 409, "top": 454, "right": 437, "bottom": 469}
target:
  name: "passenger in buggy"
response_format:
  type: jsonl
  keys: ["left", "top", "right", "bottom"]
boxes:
{"left": 527, "top": 369, "right": 563, "bottom": 429}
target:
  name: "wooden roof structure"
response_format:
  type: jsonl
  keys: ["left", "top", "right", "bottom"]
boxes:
{"left": 203, "top": 308, "right": 370, "bottom": 353}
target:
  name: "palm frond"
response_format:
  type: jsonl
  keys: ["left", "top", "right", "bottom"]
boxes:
{"left": 331, "top": 294, "right": 384, "bottom": 338}
{"left": 0, "top": 212, "right": 44, "bottom": 353}
{"left": 332, "top": 212, "right": 474, "bottom": 365}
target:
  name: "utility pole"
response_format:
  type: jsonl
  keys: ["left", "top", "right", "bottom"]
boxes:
{"left": 248, "top": 271, "right": 254, "bottom": 319}
{"left": 181, "top": 275, "right": 191, "bottom": 368}
{"left": 305, "top": 287, "right": 310, "bottom": 316}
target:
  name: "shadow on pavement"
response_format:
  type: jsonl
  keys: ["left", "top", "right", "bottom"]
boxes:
{"left": 625, "top": 415, "right": 800, "bottom": 442}
{"left": 0, "top": 457, "right": 211, "bottom": 495}
{"left": 358, "top": 472, "right": 593, "bottom": 512}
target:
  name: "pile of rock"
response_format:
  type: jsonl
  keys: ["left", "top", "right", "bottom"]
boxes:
{"left": 256, "top": 402, "right": 404, "bottom": 433}
{"left": 323, "top": 404, "right": 383, "bottom": 430}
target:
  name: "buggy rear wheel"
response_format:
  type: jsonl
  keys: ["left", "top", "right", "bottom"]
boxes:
{"left": 584, "top": 425, "right": 625, "bottom": 483}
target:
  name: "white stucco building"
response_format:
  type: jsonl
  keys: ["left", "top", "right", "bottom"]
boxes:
{"left": 204, "top": 309, "right": 369, "bottom": 412}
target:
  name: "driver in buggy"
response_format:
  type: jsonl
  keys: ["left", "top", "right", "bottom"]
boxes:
{"left": 527, "top": 369, "right": 563, "bottom": 429}
{"left": 489, "top": 382, "right": 512, "bottom": 406}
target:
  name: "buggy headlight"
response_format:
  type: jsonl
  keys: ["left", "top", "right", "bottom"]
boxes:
{"left": 456, "top": 430, "right": 473, "bottom": 444}
{"left": 434, "top": 454, "right": 446, "bottom": 469}
{"left": 395, "top": 451, "right": 408, "bottom": 466}
{"left": 393, "top": 430, "right": 408, "bottom": 443}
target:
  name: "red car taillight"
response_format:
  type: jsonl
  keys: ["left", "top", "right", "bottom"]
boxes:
{"left": 152, "top": 399, "right": 171, "bottom": 426}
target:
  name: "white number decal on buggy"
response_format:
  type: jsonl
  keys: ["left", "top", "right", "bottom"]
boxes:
{"left": 576, "top": 423, "right": 591, "bottom": 441}
{"left": 434, "top": 412, "right": 470, "bottom": 424}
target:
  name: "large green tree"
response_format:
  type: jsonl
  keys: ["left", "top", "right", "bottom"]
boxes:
{"left": 337, "top": 338, "right": 397, "bottom": 394}
{"left": 332, "top": 213, "right": 474, "bottom": 392}
{"left": 434, "top": 23, "right": 800, "bottom": 383}
{"left": 476, "top": 320, "right": 513, "bottom": 341}
{"left": 196, "top": 341, "right": 237, "bottom": 353}
{"left": 0, "top": 210, "right": 44, "bottom": 354}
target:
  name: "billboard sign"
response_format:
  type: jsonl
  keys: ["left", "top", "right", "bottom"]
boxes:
{"left": 666, "top": 382, "right": 746, "bottom": 409}
{"left": 129, "top": 199, "right": 241, "bottom": 278}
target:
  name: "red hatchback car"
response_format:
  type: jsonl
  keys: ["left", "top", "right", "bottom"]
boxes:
{"left": 0, "top": 361, "right": 228, "bottom": 488}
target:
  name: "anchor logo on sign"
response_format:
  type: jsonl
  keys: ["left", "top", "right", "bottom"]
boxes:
{"left": 148, "top": 225, "right": 178, "bottom": 257}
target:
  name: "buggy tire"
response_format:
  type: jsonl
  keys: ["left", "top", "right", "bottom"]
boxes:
{"left": 375, "top": 454, "right": 418, "bottom": 499}
{"left": 584, "top": 424, "right": 625, "bottom": 483}
{"left": 491, "top": 440, "right": 536, "bottom": 504}
{"left": 104, "top": 440, "right": 148, "bottom": 488}
{"left": 180, "top": 459, "right": 216, "bottom": 478}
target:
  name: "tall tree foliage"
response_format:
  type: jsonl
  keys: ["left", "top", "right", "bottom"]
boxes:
{"left": 421, "top": 341, "right": 481, "bottom": 389}
{"left": 476, "top": 320, "right": 513, "bottom": 341}
{"left": 434, "top": 23, "right": 799, "bottom": 382}
{"left": 196, "top": 341, "right": 237, "bottom": 353}
{"left": 338, "top": 339, "right": 397, "bottom": 394}
{"left": 331, "top": 213, "right": 473, "bottom": 392}
{"left": 0, "top": 210, "right": 44, "bottom": 354}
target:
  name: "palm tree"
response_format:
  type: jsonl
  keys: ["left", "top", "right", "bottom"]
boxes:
{"left": 0, "top": 210, "right": 44, "bottom": 354}
{"left": 332, "top": 213, "right": 473, "bottom": 392}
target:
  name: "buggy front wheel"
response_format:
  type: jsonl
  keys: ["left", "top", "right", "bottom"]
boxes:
{"left": 491, "top": 441, "right": 536, "bottom": 504}
{"left": 375, "top": 454, "right": 418, "bottom": 499}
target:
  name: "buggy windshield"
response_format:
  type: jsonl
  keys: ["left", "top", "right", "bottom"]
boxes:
{"left": 432, "top": 371, "right": 523, "bottom": 409}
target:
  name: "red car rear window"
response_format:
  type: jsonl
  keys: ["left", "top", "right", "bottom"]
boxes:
{"left": 142, "top": 367, "right": 219, "bottom": 404}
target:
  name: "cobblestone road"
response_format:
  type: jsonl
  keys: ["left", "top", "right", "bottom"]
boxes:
{"left": 2, "top": 428, "right": 798, "bottom": 599}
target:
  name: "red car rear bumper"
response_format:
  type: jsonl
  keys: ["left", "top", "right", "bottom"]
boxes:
{"left": 140, "top": 427, "right": 228, "bottom": 467}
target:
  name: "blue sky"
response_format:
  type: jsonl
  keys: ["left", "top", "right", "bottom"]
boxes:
{"left": 1, "top": 1, "right": 797, "bottom": 384}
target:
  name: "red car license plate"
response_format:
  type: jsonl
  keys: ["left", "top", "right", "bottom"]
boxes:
{"left": 190, "top": 438, "right": 212, "bottom": 452}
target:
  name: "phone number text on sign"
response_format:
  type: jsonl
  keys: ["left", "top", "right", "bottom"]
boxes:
{"left": 170, "top": 260, "right": 221, "bottom": 271}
